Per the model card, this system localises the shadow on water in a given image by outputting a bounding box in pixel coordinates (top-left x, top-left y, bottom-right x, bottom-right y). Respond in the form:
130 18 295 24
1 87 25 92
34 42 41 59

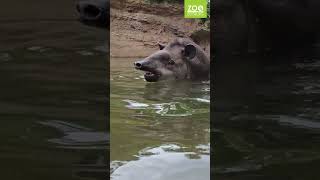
213 53 320 180
0 1 108 179
110 58 210 180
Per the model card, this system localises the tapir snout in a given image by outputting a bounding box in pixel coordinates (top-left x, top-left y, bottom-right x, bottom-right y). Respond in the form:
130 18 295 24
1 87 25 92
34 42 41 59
134 59 157 72
134 60 146 70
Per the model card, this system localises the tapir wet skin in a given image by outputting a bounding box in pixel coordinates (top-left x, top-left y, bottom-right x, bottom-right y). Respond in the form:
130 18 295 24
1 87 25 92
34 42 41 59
134 38 210 82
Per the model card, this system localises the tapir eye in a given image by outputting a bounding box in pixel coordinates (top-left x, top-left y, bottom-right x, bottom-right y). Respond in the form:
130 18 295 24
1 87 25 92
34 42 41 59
168 59 175 65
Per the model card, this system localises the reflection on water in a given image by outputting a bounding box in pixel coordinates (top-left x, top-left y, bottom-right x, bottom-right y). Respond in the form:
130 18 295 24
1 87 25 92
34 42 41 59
214 55 320 179
0 18 107 179
38 120 108 149
110 58 210 179
111 144 210 180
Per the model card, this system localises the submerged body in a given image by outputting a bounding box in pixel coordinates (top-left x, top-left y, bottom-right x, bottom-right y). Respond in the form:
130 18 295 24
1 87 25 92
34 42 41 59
134 38 210 82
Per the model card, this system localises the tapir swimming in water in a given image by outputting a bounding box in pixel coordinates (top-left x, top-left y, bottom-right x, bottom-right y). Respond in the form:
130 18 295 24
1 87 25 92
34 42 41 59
134 38 210 82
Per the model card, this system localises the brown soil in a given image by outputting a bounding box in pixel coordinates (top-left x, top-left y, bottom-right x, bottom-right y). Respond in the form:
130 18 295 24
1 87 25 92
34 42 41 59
110 0 209 58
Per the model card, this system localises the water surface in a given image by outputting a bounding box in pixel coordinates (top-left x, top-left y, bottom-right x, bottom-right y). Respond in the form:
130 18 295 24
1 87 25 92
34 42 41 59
110 58 210 180
214 55 320 180
0 7 108 179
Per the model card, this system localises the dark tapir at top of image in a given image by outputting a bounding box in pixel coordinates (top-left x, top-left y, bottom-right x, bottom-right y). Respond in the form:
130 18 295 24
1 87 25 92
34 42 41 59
214 0 320 55
77 0 109 28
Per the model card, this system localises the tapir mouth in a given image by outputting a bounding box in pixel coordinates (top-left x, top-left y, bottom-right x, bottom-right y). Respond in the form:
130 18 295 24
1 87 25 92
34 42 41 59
144 71 161 82
135 67 161 82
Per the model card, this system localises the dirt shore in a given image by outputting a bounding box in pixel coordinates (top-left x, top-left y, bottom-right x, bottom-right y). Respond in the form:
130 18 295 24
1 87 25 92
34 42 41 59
110 0 209 58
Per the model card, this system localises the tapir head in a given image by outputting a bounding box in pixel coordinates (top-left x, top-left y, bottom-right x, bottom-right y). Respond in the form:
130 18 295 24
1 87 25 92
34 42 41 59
134 38 200 82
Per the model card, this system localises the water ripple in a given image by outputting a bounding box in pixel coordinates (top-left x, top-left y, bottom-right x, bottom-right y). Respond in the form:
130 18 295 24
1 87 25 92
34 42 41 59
38 120 109 149
123 99 209 117
259 115 320 129
111 144 210 180
0 53 12 62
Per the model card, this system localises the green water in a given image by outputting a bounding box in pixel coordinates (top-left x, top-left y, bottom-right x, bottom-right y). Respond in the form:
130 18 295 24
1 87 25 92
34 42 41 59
213 56 320 180
110 58 210 180
0 8 108 179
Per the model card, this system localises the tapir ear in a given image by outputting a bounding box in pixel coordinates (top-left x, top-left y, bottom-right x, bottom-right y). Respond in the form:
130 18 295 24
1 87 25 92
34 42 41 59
184 44 197 59
157 42 166 50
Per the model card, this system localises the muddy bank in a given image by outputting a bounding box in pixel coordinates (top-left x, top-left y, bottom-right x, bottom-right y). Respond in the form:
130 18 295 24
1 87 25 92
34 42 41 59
110 0 209 58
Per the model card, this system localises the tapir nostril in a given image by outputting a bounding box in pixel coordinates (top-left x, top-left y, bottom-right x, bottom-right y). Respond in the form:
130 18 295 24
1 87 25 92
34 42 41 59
135 62 142 68
83 4 101 19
